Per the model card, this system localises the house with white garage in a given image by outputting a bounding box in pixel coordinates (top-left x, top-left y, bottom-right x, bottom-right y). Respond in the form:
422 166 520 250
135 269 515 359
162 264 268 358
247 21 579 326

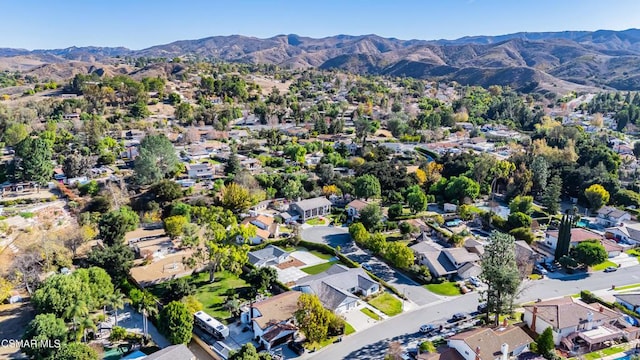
605 221 640 245
292 264 379 313
544 228 604 250
410 241 481 280
345 199 370 219
241 214 278 244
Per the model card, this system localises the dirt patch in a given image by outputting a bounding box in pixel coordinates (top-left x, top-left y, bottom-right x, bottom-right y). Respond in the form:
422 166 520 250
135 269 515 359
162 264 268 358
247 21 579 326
275 257 305 270
249 75 291 94
0 302 35 359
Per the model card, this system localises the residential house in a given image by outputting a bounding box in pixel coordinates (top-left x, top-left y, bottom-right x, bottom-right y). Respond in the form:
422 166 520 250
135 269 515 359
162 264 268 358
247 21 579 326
240 291 301 350
602 239 624 258
596 206 631 228
240 157 262 173
248 245 289 267
241 215 279 244
291 197 332 221
523 297 624 350
144 344 196 360
411 241 480 279
605 222 640 245
346 199 370 219
448 326 533 360
185 163 214 180
229 129 249 141
614 293 640 314
292 264 379 313
120 146 139 160
544 228 604 250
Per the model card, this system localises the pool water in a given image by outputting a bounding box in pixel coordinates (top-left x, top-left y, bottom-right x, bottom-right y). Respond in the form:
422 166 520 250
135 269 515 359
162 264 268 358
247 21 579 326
577 219 589 227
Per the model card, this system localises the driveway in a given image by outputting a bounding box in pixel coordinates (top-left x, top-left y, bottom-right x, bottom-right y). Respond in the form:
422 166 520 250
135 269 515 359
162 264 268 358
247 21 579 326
302 226 439 306
610 253 639 268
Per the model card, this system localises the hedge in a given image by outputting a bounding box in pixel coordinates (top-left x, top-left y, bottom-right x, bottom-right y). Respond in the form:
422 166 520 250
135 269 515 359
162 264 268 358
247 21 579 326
580 290 640 320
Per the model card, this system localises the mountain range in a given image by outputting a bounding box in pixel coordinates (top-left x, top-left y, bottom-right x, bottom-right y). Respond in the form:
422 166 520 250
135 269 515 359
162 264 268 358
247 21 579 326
5 29 640 91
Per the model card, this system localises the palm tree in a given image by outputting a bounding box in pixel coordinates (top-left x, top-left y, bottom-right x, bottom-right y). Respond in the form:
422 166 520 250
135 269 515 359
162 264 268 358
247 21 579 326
64 301 89 333
137 291 158 338
78 316 97 343
106 291 126 327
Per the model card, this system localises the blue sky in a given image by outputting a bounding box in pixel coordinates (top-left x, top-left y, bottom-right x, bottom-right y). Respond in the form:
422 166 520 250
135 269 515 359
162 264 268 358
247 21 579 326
3 0 640 50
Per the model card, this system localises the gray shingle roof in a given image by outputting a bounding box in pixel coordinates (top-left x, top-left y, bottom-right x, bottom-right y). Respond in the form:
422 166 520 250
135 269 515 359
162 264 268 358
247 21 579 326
614 293 640 307
145 344 196 360
248 245 288 266
293 197 332 211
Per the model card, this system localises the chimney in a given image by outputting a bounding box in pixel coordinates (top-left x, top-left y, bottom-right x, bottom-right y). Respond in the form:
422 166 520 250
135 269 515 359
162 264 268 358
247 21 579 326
501 343 509 360
503 318 509 327
599 306 604 313
531 306 538 331
475 346 481 360
586 311 594 330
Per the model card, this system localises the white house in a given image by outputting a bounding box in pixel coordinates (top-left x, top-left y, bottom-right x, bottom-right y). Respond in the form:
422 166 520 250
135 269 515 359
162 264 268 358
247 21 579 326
292 264 379 313
186 163 214 180
544 228 603 250
346 199 369 219
523 297 622 347
410 241 480 279
240 291 301 350
242 215 278 244
448 326 533 360
290 197 332 221
596 206 631 228
605 221 640 245
614 293 640 314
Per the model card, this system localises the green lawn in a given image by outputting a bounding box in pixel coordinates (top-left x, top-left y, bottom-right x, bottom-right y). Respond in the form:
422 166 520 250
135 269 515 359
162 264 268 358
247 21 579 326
626 249 640 263
368 293 403 316
309 250 334 260
305 322 355 350
149 271 250 323
305 218 326 226
616 283 640 291
301 261 338 275
360 308 381 321
583 346 626 360
425 281 462 296
592 260 617 271
344 322 355 335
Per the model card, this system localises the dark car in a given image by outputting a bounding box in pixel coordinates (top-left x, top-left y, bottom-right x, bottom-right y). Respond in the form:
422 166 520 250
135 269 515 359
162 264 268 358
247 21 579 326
451 312 469 322
477 303 488 313
420 324 436 333
288 341 305 355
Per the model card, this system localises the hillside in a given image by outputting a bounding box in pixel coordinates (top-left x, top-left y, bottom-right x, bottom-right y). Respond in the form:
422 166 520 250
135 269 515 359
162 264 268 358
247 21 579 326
4 29 640 91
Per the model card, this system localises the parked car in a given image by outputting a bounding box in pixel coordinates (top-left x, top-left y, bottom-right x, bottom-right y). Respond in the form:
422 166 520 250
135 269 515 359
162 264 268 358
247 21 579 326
604 266 618 273
469 276 482 287
451 312 469 322
477 303 488 313
543 262 556 272
288 341 305 355
362 263 373 271
420 324 436 333
533 265 547 275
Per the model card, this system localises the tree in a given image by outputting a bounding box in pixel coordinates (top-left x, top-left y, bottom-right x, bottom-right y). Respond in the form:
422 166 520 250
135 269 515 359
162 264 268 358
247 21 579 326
221 182 253 214
15 137 53 185
98 207 140 246
72 267 115 310
282 178 303 200
354 174 381 200
360 204 383 231
507 212 532 230
4 123 29 146
385 341 404 360
175 102 194 122
536 327 555 359
530 156 549 197
354 117 379 146
226 149 242 176
247 267 278 292
55 342 99 360
366 233 388 254
0 277 13 303
229 343 272 360
134 134 180 185
106 291 126 327
407 186 428 213
349 222 370 244
634 142 640 159
158 301 193 344
509 195 533 215
573 241 607 267
295 293 332 344
32 274 91 318
181 295 203 314
63 153 93 178
315 163 335 185
585 184 610 212
445 176 480 203
388 204 403 220
541 176 562 214
164 215 188 239
22 314 67 359
64 300 89 334
151 180 183 204
87 244 134 284
385 241 415 269
554 214 573 260
165 278 196 302
480 232 521 326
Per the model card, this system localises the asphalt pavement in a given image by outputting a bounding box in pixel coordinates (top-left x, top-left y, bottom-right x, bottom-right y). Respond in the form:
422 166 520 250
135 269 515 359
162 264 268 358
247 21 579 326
308 264 640 360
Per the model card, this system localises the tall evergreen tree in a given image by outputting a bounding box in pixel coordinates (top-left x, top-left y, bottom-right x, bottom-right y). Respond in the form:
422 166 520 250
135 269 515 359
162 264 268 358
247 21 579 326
554 214 573 260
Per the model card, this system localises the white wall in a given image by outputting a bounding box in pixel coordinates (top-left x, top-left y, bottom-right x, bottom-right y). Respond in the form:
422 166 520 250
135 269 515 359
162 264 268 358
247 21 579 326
447 339 474 360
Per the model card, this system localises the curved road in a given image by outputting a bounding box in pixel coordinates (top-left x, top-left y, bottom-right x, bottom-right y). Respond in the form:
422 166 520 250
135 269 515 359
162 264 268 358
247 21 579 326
307 265 640 360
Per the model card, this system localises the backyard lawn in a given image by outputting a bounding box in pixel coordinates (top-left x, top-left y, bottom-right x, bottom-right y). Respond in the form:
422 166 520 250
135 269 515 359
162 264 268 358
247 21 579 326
301 261 338 275
425 281 462 296
592 260 617 271
149 271 250 323
305 322 356 350
582 346 626 360
360 308 381 321
305 217 326 226
368 293 402 316
309 249 334 260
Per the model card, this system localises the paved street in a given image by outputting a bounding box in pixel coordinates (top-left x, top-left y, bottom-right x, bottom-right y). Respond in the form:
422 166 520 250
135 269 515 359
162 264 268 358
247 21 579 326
308 265 640 360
